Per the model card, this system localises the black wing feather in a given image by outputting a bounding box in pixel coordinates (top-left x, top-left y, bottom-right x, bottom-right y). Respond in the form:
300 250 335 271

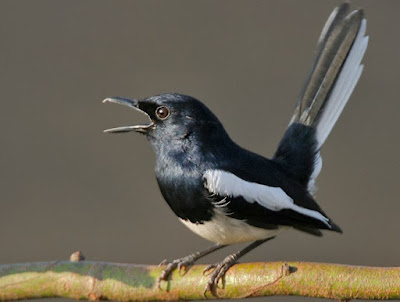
215 156 342 234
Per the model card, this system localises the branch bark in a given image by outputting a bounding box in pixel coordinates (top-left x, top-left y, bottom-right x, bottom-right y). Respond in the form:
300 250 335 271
1 260 399 301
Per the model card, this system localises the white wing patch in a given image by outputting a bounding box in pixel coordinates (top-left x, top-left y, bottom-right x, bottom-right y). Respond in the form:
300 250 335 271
204 169 331 227
316 19 369 149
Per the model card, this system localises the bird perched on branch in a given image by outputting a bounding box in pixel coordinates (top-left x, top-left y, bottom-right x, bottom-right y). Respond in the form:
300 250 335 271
103 3 368 295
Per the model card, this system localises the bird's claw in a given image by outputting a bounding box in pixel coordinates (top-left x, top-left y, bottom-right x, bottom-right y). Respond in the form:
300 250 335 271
177 262 190 276
203 257 237 297
157 256 196 289
202 263 216 276
159 259 168 267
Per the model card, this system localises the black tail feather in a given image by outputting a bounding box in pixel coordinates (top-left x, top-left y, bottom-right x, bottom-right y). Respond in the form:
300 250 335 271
290 4 363 129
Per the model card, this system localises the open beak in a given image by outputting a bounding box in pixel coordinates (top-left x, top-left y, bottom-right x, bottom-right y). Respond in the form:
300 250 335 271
102 97 154 134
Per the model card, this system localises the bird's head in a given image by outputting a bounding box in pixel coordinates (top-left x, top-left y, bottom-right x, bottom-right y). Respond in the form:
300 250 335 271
103 93 229 147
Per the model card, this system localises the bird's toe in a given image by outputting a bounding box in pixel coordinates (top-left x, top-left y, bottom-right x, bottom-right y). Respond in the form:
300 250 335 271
158 255 198 289
203 256 237 296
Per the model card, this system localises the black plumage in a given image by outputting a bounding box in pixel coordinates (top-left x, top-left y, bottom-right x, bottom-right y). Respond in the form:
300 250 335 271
103 3 368 295
106 94 340 231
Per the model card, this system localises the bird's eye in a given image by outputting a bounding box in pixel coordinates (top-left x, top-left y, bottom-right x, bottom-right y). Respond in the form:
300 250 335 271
155 106 170 120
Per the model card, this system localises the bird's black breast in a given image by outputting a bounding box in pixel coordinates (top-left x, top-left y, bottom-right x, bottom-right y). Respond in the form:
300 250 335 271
154 145 214 223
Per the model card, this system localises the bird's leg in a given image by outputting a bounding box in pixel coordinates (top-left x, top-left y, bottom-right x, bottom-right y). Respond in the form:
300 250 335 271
158 243 227 288
203 236 275 296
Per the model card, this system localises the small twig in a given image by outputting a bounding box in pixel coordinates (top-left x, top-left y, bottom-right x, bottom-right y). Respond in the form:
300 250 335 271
69 251 85 262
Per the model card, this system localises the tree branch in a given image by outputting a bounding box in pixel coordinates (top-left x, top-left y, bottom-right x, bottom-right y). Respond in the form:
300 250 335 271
1 260 399 301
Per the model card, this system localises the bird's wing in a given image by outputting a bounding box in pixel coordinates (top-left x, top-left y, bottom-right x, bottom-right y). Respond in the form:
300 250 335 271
203 169 340 233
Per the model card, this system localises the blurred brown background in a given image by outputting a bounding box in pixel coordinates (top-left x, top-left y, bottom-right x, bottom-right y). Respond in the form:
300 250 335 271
1 1 399 301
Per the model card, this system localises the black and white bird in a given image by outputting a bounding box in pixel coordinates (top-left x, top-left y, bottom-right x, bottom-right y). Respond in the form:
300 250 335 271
103 3 368 295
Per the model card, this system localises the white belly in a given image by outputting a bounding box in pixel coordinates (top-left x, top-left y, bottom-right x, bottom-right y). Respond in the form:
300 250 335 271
180 211 285 244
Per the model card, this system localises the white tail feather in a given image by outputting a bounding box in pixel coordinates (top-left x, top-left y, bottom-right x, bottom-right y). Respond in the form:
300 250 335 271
316 19 368 149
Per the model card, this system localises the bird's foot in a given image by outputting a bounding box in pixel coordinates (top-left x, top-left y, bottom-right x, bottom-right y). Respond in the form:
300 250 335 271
157 254 198 289
203 254 237 297
157 244 227 291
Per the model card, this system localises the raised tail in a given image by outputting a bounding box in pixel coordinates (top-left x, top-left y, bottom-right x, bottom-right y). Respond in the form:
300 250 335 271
274 4 368 192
